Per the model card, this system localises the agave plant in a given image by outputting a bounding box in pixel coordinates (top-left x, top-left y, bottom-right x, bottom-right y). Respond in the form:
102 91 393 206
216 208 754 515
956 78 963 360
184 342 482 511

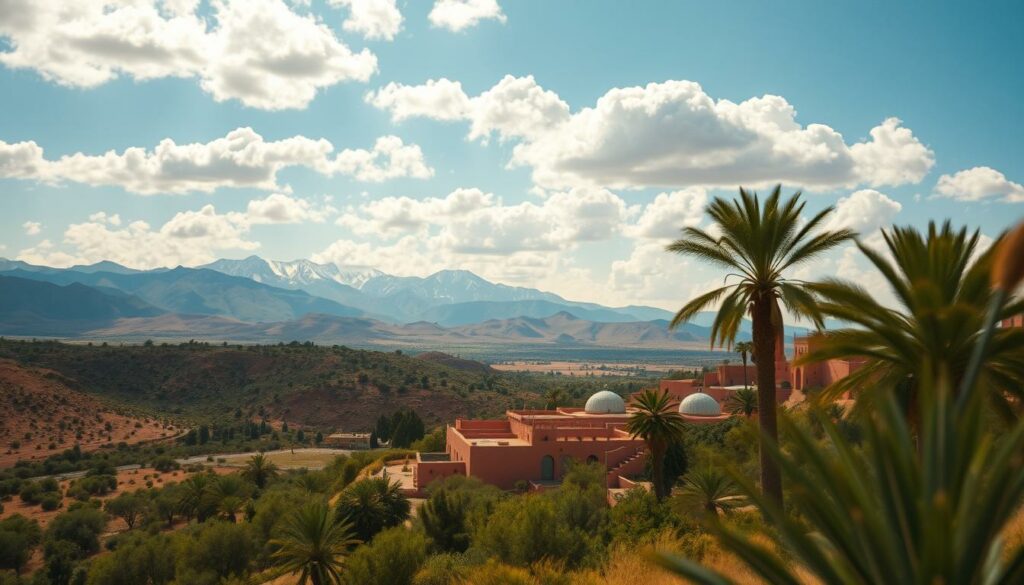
658 223 1024 585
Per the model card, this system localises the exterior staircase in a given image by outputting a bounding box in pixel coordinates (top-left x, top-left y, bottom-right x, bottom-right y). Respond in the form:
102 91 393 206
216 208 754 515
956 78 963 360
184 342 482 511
606 446 646 488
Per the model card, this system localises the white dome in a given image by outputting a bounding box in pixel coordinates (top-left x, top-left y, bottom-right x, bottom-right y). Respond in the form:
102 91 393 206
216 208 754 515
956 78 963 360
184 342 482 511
679 393 721 417
584 390 626 414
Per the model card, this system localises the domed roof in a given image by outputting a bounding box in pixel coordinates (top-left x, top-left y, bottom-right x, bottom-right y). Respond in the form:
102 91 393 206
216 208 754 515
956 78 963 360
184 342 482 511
584 390 626 414
679 392 721 417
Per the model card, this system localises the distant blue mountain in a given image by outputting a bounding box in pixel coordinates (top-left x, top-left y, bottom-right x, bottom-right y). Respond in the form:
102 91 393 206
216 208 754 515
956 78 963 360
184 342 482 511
0 266 365 323
0 275 163 335
0 256 809 343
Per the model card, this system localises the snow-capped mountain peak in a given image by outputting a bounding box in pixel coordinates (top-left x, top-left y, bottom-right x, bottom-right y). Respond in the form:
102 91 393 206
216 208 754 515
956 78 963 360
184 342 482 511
203 256 382 290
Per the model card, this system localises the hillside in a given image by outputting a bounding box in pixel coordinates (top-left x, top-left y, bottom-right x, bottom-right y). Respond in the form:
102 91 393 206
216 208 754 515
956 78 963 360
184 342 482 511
0 359 175 467
415 351 497 374
0 339 538 432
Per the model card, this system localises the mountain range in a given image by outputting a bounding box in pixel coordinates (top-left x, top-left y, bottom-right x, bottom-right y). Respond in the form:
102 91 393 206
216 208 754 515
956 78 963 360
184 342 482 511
0 256 808 349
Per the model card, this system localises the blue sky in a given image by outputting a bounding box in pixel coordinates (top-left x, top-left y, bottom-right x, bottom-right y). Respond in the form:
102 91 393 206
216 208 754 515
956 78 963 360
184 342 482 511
1 0 1022 309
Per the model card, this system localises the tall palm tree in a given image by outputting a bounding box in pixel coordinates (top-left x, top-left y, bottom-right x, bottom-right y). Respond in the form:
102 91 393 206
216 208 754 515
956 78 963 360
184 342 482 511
269 501 360 585
800 221 1024 420
626 388 687 500
726 387 758 417
735 341 754 390
678 468 744 515
666 185 854 505
242 453 280 489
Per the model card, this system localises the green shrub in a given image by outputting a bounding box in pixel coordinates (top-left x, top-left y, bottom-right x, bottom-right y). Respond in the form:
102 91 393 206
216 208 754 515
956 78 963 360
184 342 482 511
0 515 42 574
151 456 178 473
39 493 62 512
17 483 41 505
343 527 428 585
412 552 473 585
45 505 107 557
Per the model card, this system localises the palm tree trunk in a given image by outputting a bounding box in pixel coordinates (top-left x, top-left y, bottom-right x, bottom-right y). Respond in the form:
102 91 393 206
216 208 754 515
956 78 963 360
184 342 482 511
752 294 783 508
651 442 667 500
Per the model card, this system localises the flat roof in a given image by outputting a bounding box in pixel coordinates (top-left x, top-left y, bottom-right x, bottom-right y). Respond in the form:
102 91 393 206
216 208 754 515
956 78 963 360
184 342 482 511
468 437 530 447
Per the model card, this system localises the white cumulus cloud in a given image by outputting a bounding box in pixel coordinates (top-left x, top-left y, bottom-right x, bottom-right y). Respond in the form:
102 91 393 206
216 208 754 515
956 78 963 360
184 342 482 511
18 205 258 269
14 193 338 269
627 188 708 239
245 193 334 224
0 128 432 195
330 0 403 41
332 136 434 182
366 78 472 122
823 189 902 235
934 166 1024 203
0 0 377 110
22 221 42 236
428 0 506 32
337 187 494 235
367 77 936 191
336 187 629 254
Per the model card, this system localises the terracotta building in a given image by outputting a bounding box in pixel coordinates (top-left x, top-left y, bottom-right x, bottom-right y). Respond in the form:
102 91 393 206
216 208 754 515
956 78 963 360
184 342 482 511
657 332 866 406
790 335 867 392
414 391 643 492
415 332 865 493
413 389 729 493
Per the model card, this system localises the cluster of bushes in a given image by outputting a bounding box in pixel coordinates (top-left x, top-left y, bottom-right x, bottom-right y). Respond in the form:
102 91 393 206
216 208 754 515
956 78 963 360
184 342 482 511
18 478 62 511
0 503 107 584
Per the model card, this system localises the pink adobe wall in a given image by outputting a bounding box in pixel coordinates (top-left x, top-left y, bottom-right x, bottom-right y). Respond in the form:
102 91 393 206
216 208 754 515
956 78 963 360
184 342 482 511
1002 315 1024 328
704 371 721 386
461 442 645 490
708 365 757 386
414 459 466 489
790 334 868 393
657 380 790 404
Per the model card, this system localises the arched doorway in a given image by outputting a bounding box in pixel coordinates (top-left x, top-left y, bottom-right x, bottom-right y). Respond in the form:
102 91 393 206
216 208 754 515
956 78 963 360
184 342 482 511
540 455 554 480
